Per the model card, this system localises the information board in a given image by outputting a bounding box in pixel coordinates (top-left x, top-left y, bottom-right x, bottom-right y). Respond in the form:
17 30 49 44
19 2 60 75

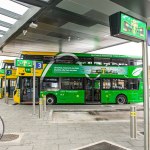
15 59 33 68
109 12 147 42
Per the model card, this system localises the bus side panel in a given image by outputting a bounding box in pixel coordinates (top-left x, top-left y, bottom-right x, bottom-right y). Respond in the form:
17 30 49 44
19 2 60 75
101 90 143 104
43 90 85 104
13 89 20 103
57 90 85 104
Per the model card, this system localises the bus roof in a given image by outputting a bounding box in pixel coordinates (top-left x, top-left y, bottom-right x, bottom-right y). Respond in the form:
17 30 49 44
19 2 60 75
20 51 141 59
74 53 142 59
2 60 14 63
21 51 57 56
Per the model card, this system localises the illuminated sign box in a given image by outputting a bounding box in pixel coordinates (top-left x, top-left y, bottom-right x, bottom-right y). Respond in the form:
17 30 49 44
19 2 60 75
15 59 33 68
109 12 147 42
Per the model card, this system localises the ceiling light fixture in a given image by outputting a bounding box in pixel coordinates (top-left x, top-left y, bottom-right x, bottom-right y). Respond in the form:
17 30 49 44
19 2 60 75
23 30 27 36
29 22 38 29
68 36 71 42
0 14 17 24
0 0 29 15
0 26 9 32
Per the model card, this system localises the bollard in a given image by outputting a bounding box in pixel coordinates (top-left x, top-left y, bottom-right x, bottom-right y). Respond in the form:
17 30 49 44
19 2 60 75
43 95 46 113
5 92 9 104
130 106 137 139
39 98 43 119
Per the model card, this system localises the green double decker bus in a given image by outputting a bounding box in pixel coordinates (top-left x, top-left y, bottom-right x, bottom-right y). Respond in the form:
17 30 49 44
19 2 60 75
39 52 143 105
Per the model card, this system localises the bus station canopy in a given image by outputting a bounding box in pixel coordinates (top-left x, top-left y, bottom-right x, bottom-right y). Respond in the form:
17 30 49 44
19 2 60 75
0 0 149 57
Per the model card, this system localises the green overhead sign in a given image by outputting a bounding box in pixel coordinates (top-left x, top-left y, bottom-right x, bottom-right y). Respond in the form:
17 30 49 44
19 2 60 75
15 59 33 68
0 69 4 74
120 13 146 41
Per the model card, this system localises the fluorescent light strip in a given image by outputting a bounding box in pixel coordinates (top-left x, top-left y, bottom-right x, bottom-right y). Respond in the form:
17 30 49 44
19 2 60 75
0 0 29 15
0 26 9 31
0 14 17 24
0 34 3 37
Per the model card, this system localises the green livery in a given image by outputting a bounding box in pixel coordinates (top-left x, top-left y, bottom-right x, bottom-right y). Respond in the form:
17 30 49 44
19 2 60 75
40 52 143 105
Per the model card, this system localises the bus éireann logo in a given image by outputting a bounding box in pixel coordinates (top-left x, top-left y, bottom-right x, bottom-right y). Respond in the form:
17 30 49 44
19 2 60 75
132 68 142 76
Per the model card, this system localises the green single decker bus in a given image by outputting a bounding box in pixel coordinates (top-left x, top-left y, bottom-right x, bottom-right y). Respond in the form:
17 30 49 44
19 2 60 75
40 52 143 105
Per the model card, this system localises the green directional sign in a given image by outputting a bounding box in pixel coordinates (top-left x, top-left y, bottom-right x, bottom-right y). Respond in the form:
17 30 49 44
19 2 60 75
15 59 33 68
25 68 31 73
0 69 4 74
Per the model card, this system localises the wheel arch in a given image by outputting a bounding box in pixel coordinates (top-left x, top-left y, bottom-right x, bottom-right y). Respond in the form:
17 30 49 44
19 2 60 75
46 93 57 104
116 94 128 104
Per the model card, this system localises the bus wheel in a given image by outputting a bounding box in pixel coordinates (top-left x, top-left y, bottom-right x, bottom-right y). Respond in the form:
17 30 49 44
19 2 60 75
116 95 127 104
46 96 56 105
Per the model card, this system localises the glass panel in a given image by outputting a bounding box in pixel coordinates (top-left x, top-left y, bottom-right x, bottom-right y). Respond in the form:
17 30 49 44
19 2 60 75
42 78 59 90
129 79 139 90
0 0 29 15
112 79 128 89
102 79 111 89
79 57 93 65
0 26 9 31
94 58 102 65
102 58 110 66
111 58 128 66
55 56 76 64
61 78 83 90
0 14 17 24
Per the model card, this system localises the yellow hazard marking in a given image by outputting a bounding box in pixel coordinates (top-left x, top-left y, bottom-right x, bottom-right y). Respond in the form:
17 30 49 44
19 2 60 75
130 112 137 116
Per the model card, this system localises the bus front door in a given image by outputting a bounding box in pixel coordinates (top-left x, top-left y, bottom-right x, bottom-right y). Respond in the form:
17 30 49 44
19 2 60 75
85 79 101 103
21 77 39 103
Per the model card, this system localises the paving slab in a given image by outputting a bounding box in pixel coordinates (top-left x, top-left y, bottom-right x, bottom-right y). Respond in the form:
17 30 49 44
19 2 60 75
0 99 146 150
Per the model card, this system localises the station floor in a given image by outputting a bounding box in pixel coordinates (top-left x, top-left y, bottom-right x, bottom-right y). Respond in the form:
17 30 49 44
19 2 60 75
0 99 145 150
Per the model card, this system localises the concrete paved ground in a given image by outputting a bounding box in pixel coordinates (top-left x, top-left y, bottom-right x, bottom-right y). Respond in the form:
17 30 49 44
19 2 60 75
0 99 144 150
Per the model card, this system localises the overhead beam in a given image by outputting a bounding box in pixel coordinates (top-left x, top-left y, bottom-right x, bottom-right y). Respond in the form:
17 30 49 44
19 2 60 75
14 0 49 8
0 8 21 20
0 6 41 48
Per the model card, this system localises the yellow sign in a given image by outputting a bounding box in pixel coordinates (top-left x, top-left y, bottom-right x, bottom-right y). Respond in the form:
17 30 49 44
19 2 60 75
130 112 137 116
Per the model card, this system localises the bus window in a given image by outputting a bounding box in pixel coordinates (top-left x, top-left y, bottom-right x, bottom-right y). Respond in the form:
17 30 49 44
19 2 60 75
128 79 139 90
55 56 76 64
102 79 111 89
61 78 83 90
102 58 110 66
129 59 134 66
112 79 128 89
134 59 142 66
111 58 128 66
94 58 102 65
42 78 59 90
79 57 93 65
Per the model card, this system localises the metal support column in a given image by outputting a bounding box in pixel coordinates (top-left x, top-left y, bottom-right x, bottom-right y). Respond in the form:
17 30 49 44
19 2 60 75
33 61 36 115
4 68 7 103
142 41 149 150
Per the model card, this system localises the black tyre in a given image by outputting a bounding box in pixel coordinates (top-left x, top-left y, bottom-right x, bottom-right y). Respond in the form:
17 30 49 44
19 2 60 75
46 95 56 105
116 95 127 104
